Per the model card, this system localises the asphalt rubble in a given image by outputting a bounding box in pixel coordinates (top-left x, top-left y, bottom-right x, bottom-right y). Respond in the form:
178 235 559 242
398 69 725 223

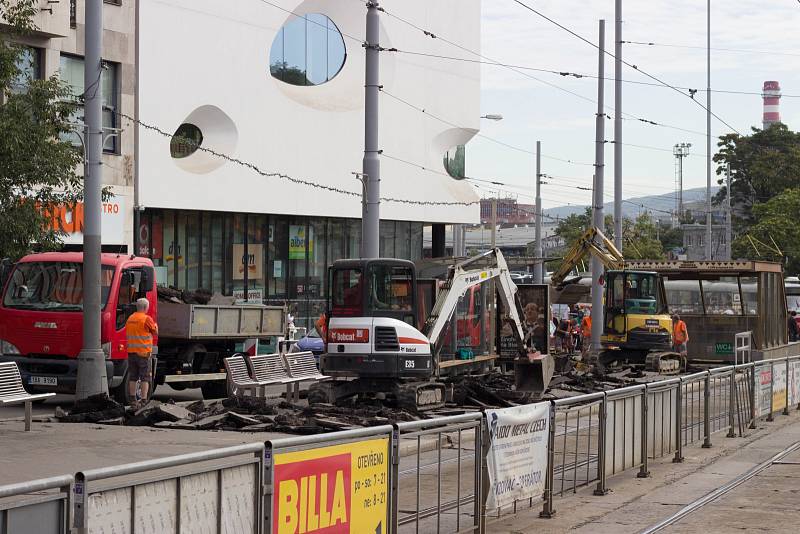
49 363 692 434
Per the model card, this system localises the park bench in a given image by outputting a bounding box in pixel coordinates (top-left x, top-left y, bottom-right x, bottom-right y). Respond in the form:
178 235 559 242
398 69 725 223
283 351 330 402
246 353 300 398
0 362 55 431
223 355 270 398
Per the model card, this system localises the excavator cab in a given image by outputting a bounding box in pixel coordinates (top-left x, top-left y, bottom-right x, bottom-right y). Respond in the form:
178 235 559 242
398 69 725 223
602 270 672 353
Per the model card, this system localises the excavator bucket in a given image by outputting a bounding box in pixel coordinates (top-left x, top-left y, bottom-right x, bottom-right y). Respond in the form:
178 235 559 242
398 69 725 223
514 353 555 397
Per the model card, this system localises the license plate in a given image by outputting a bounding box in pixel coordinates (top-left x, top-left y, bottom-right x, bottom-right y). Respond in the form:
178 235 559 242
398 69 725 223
29 376 57 386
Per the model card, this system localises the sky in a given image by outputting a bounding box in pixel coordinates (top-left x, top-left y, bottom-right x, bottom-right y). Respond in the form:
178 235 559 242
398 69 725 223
468 0 800 213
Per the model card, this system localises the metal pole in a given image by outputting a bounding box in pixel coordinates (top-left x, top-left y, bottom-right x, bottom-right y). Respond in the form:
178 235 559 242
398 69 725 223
591 20 606 357
361 1 380 258
727 368 736 438
638 386 650 478
725 163 732 260
705 0 713 260
534 141 543 284
75 0 108 400
673 380 684 463
678 154 684 218
613 0 623 252
702 372 712 448
490 198 497 355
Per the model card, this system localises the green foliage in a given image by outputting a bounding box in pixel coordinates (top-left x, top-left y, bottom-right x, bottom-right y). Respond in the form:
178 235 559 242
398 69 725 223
733 188 800 273
0 0 82 259
658 224 684 253
622 213 665 260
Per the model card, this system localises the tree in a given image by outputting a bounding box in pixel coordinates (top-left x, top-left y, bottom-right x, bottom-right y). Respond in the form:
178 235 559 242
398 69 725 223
622 213 665 260
0 0 83 260
657 224 684 255
732 188 800 274
714 124 800 228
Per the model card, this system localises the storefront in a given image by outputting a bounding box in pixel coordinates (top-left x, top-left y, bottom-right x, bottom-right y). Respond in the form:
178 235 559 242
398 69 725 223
137 209 423 330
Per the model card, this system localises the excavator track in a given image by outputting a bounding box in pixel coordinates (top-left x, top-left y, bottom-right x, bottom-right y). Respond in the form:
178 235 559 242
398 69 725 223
645 351 684 374
394 381 446 412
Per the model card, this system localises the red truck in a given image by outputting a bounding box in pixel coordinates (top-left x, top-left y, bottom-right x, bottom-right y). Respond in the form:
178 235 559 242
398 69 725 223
0 252 285 402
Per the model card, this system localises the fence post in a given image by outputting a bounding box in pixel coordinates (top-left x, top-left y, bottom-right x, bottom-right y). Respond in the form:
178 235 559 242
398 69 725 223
727 367 736 438
539 402 557 518
475 415 487 534
784 358 790 416
674 378 684 463
767 360 775 422
594 392 610 495
263 443 274 534
749 363 758 429
390 426 400 533
638 386 650 478
702 371 712 448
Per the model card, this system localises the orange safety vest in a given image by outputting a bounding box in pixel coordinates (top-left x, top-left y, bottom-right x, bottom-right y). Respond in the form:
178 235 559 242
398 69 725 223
673 320 689 344
126 311 157 355
581 316 592 337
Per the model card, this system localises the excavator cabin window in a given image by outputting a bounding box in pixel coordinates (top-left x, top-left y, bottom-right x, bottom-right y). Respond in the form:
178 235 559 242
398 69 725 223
368 265 414 313
606 271 665 316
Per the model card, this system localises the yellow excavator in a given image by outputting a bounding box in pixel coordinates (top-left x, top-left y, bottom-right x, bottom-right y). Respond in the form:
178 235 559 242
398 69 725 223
551 227 680 373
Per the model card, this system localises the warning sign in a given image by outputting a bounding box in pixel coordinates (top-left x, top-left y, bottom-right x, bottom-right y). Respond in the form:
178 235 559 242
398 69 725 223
272 438 389 534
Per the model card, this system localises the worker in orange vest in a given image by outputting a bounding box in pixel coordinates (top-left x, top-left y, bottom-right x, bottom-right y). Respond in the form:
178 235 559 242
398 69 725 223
672 314 689 356
580 311 592 358
126 298 159 408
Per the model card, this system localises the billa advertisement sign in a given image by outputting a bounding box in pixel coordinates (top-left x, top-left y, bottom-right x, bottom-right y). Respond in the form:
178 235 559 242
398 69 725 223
272 437 389 534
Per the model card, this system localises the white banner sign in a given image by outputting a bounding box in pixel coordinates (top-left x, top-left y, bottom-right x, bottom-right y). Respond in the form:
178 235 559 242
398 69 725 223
485 402 550 510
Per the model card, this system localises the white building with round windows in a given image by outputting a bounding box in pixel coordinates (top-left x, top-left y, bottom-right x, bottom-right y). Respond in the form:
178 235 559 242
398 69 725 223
134 0 481 329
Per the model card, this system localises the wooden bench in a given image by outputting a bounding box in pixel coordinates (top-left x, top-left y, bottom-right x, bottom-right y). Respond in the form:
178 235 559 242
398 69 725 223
223 355 270 398
0 362 55 431
246 353 299 398
283 352 330 402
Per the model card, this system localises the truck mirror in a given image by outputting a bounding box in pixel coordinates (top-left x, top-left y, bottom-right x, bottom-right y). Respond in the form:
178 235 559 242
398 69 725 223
140 268 153 293
14 285 28 299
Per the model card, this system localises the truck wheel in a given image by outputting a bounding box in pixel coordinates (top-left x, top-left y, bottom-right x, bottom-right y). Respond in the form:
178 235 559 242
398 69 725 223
200 380 228 400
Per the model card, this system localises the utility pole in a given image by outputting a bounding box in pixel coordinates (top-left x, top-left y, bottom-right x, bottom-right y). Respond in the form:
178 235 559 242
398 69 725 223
534 141 543 284
673 143 691 222
361 1 380 258
725 163 732 260
490 197 497 355
613 0 623 252
591 20 606 357
75 0 108 400
705 0 713 260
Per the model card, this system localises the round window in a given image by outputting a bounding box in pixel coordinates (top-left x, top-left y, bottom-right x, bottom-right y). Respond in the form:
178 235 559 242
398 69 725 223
170 123 203 159
270 14 346 86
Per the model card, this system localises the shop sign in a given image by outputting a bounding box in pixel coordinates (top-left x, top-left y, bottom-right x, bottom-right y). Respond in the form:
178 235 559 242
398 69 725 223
49 198 126 245
272 437 389 534
233 244 263 280
289 225 313 260
714 342 734 355
485 402 549 510
233 288 263 304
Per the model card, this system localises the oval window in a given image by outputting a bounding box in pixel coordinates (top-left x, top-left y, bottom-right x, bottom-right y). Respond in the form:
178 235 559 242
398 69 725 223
443 145 466 180
170 123 203 159
270 14 346 86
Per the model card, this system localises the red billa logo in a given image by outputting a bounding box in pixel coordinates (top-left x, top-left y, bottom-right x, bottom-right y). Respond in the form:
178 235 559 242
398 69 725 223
274 453 352 533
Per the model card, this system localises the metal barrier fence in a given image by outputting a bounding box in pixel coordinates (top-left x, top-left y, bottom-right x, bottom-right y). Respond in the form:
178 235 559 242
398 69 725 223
3 354 800 533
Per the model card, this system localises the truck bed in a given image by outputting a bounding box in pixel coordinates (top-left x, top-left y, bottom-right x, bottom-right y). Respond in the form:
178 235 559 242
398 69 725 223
157 303 285 340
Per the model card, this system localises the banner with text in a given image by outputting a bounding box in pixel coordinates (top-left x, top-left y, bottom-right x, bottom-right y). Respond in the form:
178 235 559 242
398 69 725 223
485 402 550 510
272 437 389 534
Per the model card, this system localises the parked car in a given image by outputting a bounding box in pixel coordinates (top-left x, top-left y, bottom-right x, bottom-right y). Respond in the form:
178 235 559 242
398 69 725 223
289 328 325 356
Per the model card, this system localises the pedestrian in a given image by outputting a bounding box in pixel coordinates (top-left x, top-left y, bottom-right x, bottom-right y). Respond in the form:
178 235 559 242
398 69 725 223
581 310 592 358
788 311 799 342
125 298 158 408
672 314 689 356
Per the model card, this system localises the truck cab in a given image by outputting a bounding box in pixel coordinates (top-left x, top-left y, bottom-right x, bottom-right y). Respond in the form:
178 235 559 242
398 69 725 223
0 252 156 399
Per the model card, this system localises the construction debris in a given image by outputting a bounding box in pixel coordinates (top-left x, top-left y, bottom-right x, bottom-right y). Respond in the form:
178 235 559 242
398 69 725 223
156 286 213 305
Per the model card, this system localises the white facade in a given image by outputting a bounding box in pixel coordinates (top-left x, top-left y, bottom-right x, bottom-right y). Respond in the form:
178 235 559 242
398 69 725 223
137 0 481 225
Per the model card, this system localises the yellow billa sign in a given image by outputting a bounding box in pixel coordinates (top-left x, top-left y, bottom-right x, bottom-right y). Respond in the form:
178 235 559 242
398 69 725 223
272 437 389 534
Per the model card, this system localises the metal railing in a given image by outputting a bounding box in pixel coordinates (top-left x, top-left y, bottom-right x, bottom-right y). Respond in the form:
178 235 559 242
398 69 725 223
2 353 800 533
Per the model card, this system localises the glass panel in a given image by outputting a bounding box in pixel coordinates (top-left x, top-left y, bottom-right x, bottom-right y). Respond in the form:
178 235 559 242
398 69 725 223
170 123 203 158
395 221 410 260
701 277 741 315
174 212 187 290
368 264 413 312
380 221 395 258
740 276 757 315
270 13 346 86
229 214 246 297
200 213 211 290
623 272 659 315
101 63 117 152
347 220 361 258
269 217 288 298
11 46 40 93
248 214 268 302
163 213 176 287
279 15 307 85
443 145 466 179
327 17 346 80
664 278 703 315
211 213 223 294
327 219 345 265
331 268 363 316
3 262 115 311
409 223 423 261
185 212 199 290
308 218 326 299
306 13 328 85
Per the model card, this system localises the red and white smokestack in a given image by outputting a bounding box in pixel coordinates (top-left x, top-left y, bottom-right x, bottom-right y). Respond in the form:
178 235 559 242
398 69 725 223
762 81 781 128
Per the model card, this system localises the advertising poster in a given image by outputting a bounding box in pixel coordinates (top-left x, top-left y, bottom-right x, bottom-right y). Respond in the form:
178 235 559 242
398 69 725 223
232 243 264 280
497 284 550 358
289 225 313 260
272 437 389 534
485 402 550 510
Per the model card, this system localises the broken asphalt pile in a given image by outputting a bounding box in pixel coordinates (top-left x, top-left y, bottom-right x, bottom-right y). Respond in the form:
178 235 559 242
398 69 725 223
54 393 422 435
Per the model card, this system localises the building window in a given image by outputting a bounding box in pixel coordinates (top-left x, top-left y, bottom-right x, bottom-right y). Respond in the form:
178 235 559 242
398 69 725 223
443 145 466 180
270 13 346 86
10 46 41 94
59 54 120 153
170 123 203 158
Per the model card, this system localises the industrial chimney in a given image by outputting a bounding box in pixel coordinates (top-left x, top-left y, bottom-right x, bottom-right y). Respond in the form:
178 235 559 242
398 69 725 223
762 81 782 129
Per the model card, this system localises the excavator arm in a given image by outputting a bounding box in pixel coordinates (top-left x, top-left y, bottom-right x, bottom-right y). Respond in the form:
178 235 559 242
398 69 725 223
424 248 525 349
550 227 624 288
